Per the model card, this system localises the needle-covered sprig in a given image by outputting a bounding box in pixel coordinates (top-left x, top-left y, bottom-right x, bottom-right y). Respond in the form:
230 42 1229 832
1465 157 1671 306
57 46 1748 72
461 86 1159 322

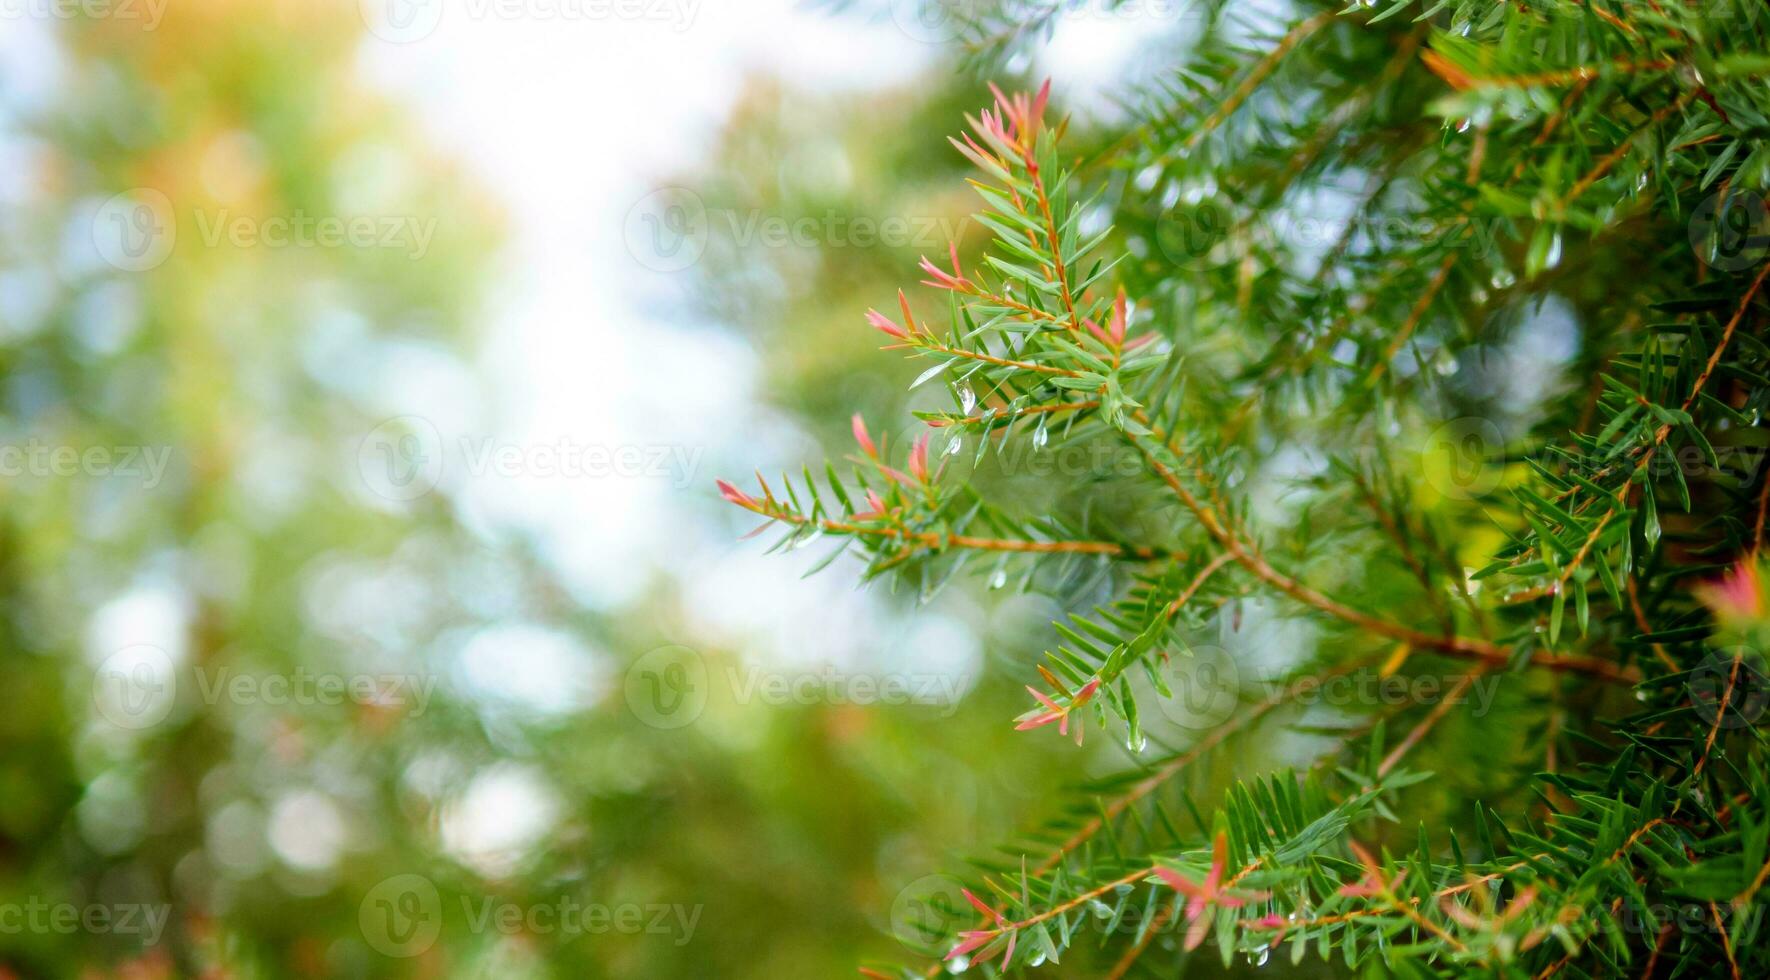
732 3 1770 976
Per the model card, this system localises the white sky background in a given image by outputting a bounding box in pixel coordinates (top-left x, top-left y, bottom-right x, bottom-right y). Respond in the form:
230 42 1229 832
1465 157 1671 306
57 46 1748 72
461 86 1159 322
357 2 939 611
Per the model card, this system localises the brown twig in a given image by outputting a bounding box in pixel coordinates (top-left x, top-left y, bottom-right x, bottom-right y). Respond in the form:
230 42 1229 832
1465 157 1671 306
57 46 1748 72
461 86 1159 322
1694 650 1743 777
1378 672 1480 777
1127 425 1639 683
1164 552 1236 620
1104 896 1178 980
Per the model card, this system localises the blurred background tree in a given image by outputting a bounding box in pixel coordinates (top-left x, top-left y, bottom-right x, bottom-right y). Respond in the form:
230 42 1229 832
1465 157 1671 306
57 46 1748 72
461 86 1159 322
0 3 1122 977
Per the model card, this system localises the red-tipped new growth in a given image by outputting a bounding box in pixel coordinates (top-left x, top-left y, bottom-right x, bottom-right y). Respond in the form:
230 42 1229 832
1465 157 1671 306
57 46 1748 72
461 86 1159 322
945 930 991 961
947 890 1016 966
855 425 934 490
715 479 760 511
865 308 908 340
1085 287 1149 352
947 131 1003 172
907 432 931 483
977 78 1052 156
1336 841 1404 898
865 290 921 342
852 489 889 522
918 244 971 292
945 929 1004 964
851 413 878 459
1442 885 1538 932
1699 558 1764 623
1155 832 1272 951
960 888 1005 926
1013 677 1101 743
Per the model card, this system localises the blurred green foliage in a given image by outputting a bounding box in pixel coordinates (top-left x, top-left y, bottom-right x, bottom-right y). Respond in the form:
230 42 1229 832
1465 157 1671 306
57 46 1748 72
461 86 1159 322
0 6 1123 978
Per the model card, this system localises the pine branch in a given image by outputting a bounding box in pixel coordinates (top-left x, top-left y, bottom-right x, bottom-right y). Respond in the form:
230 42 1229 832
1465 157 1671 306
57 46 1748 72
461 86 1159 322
726 5 1770 975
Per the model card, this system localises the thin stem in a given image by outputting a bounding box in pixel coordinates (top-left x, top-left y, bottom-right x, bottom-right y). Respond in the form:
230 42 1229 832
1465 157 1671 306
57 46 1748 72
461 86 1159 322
1104 896 1178 980
741 506 1164 560
1180 12 1335 158
1377 672 1480 777
1559 92 1694 209
1711 901 1742 980
1694 650 1743 777
1126 425 1638 683
1734 851 1770 907
1027 157 1078 327
1164 552 1236 620
909 338 1080 377
931 399 1098 429
1383 883 1468 953
1521 259 1770 601
1034 657 1378 876
1754 462 1770 553
1626 573 1682 673
1368 253 1456 386
1424 54 1674 92
1639 921 1675 980
1010 866 1152 932
949 277 1071 330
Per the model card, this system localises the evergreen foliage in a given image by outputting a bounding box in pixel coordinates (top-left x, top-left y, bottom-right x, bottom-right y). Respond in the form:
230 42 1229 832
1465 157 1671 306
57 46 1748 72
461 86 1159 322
723 2 1770 975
